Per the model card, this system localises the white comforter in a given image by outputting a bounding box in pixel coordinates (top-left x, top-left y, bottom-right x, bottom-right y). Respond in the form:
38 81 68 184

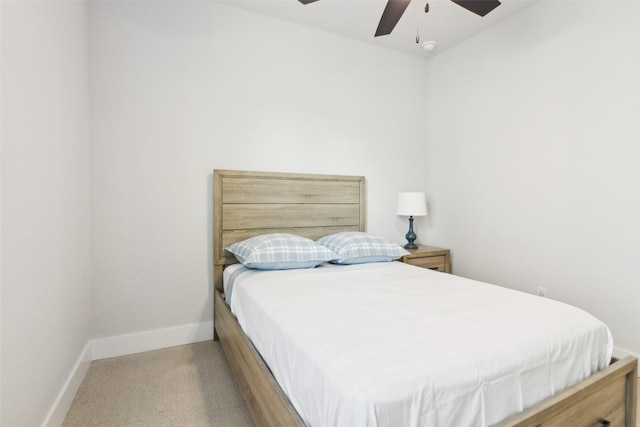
227 262 612 427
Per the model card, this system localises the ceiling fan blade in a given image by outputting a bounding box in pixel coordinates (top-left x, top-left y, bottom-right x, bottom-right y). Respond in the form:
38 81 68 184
298 0 320 4
450 0 501 17
375 0 411 37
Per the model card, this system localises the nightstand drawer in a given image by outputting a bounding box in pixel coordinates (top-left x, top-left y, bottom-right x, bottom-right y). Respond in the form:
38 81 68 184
400 245 451 273
405 255 447 271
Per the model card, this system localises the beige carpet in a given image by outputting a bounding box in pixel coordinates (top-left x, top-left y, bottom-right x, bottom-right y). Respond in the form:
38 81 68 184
63 341 254 427
64 341 640 426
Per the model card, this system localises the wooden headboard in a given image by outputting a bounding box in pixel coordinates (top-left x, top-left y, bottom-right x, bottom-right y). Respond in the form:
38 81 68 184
213 169 366 292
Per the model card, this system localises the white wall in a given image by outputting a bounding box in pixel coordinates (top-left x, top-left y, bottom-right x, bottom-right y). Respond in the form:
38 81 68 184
88 1 430 340
0 1 92 426
424 0 640 354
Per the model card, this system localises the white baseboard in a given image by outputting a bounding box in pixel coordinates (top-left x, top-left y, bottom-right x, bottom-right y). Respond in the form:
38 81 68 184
42 342 92 427
43 320 214 427
613 346 640 360
613 346 640 377
91 320 214 360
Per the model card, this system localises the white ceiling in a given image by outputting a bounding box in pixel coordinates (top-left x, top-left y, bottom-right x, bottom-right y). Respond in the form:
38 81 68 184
219 0 539 58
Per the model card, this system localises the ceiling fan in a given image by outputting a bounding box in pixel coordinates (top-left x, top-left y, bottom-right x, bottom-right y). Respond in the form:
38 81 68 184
297 0 502 37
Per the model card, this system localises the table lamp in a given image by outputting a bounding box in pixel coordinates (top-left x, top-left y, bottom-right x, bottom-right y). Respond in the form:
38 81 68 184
396 192 427 249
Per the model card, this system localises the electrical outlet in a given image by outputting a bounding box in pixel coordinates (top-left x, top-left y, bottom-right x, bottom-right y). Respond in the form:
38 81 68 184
537 287 547 297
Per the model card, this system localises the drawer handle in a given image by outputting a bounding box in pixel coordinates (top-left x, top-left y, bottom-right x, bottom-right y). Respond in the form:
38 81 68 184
591 420 610 427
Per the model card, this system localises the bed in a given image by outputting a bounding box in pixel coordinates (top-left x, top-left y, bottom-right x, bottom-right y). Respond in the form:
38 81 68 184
212 169 637 427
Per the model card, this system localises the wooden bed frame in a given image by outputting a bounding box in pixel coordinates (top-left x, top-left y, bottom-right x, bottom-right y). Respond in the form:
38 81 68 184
212 169 637 427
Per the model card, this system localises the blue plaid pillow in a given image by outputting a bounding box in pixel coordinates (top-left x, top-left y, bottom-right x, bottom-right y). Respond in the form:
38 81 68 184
225 233 339 270
317 232 409 265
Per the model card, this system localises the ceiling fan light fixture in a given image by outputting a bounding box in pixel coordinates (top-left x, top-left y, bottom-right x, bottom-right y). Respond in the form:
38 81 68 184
422 41 437 52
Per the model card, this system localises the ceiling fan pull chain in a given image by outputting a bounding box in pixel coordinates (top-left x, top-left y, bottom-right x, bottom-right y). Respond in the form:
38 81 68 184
417 2 429 43
415 1 420 43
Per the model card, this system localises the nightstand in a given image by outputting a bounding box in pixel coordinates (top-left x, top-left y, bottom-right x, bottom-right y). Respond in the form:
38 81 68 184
401 245 451 273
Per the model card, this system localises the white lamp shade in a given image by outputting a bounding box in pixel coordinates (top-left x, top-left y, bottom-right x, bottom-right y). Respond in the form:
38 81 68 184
396 192 427 216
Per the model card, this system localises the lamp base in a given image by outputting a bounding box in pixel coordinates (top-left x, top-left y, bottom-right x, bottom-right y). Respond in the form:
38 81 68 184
404 216 418 250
